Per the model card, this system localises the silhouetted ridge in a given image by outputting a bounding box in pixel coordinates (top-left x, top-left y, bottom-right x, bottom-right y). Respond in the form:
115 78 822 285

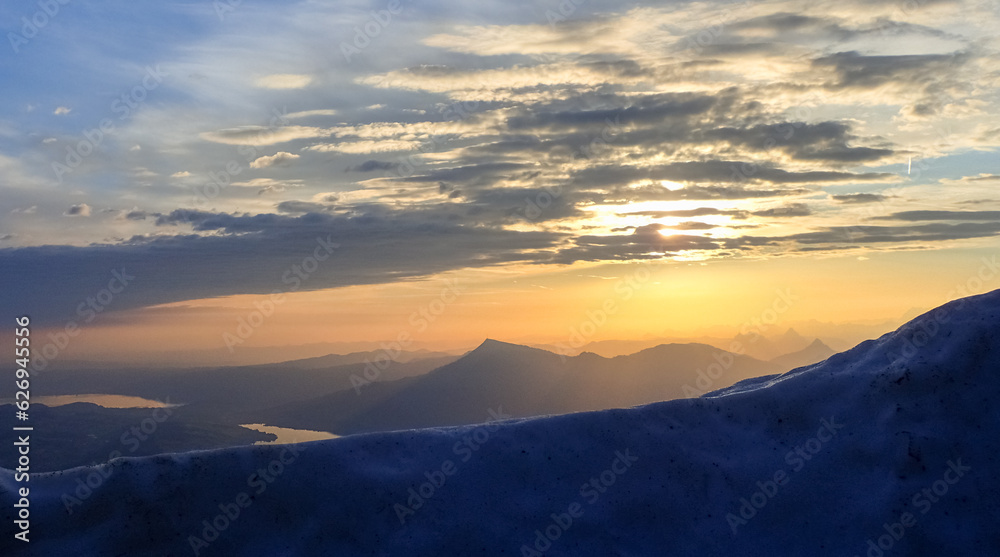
5 290 1000 555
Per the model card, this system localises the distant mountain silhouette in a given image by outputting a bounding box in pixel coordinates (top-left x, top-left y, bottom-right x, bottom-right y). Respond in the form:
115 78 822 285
563 328 831 361
259 339 781 434
272 349 458 370
770 338 836 371
31 351 457 423
733 327 811 360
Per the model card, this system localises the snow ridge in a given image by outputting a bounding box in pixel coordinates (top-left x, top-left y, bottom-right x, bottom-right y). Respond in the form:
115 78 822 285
2 291 1000 556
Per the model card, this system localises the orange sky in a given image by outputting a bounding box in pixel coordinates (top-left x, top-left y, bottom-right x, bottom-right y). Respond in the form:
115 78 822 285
31 246 998 366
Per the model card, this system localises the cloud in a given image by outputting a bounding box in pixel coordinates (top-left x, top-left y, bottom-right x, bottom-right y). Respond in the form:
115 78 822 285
832 193 889 204
254 74 313 89
784 222 1000 246
620 207 751 219
752 203 812 217
199 125 327 146
462 186 585 222
664 221 717 230
392 162 530 184
420 9 684 59
10 206 37 214
275 201 334 213
306 139 422 153
250 151 301 168
703 121 895 163
505 93 716 130
872 210 1000 221
573 161 896 188
53 106 71 115
64 204 91 217
359 63 630 97
731 12 842 34
607 184 813 204
554 224 721 263
813 50 969 90
171 171 191 178
124 209 160 221
286 109 338 119
955 174 1000 183
5 209 563 325
229 178 304 194
626 203 812 219
345 160 399 172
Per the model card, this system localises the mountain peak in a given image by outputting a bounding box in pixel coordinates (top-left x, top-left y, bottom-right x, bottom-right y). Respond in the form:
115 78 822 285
464 339 557 360
780 328 804 340
807 338 831 350
474 338 525 351
744 289 1000 393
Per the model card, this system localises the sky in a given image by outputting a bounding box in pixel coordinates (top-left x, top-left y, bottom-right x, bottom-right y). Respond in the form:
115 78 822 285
1 0 999 364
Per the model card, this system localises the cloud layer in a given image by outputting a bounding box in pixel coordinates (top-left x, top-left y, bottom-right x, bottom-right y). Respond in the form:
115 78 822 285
1 0 998 324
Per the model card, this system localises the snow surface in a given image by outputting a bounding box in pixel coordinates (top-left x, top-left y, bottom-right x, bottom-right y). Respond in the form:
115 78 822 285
3 291 1000 556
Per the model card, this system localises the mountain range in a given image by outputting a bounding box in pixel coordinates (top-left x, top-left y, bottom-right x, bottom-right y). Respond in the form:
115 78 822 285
15 334 833 471
3 290 998 555
258 340 784 434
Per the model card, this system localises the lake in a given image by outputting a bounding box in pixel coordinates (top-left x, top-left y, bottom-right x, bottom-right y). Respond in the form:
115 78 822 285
240 423 339 445
0 393 180 408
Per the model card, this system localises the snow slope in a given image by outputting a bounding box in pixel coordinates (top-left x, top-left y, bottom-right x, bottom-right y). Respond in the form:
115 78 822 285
3 291 1000 556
